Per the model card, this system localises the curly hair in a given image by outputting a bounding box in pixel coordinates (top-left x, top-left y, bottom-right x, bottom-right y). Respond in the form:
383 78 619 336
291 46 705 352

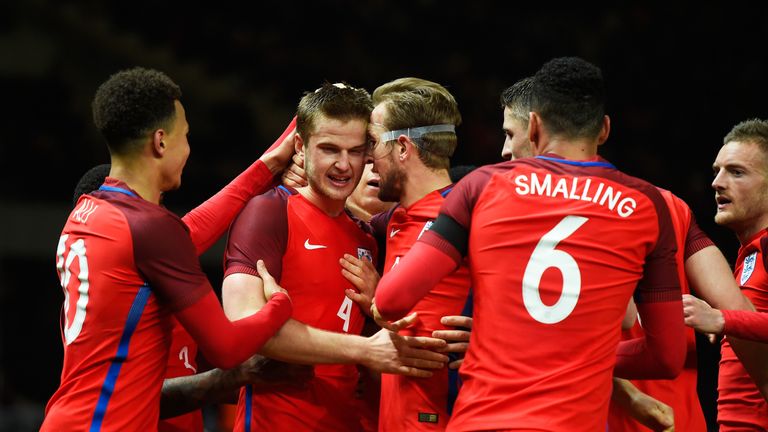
296 82 373 144
92 67 181 155
530 57 605 140
72 164 111 206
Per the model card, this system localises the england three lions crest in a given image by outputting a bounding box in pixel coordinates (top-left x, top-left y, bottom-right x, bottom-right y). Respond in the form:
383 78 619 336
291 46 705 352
741 252 758 286
357 248 373 262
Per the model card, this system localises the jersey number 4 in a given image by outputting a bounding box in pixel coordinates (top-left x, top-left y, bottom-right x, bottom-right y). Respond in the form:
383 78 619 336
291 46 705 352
56 234 89 345
522 215 588 324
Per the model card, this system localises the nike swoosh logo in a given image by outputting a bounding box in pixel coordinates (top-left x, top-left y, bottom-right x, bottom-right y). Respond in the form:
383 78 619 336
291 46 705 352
390 229 400 238
304 239 328 250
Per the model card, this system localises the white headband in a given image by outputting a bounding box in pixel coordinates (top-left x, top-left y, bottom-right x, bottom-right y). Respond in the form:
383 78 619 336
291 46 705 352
379 124 456 143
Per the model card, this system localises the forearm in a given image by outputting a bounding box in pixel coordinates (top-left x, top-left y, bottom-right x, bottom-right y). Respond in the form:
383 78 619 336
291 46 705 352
259 319 366 365
183 160 274 255
160 368 240 419
611 378 639 411
178 291 292 369
615 300 686 379
376 239 458 321
720 310 768 342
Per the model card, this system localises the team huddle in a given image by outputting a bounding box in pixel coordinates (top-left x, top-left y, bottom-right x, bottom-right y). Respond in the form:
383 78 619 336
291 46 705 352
43 56 768 431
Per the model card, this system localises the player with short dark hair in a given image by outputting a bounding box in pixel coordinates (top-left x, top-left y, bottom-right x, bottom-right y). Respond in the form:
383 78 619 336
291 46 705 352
372 57 687 431
222 82 449 432
43 67 296 432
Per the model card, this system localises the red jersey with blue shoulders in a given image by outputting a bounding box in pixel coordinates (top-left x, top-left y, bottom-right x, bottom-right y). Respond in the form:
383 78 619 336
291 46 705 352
718 228 768 430
224 185 377 432
158 319 202 432
370 185 472 431
607 189 710 432
158 157 276 432
375 155 682 432
44 179 213 432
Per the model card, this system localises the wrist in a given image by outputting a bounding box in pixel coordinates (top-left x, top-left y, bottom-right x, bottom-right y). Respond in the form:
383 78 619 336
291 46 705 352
259 153 283 175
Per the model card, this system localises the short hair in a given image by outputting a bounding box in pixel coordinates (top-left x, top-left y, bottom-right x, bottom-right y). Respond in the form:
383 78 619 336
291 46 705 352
372 78 462 169
500 76 534 124
92 67 181 155
371 77 447 104
72 163 111 206
296 82 373 145
530 57 605 139
723 118 768 149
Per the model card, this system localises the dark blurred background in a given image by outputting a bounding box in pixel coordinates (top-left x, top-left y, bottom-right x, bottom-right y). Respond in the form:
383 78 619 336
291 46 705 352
2 1 767 430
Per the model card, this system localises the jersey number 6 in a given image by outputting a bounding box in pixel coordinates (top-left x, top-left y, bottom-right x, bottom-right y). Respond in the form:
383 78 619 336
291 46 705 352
522 215 588 324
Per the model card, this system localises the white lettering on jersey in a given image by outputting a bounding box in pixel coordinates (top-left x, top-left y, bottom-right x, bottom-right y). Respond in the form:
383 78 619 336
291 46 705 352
179 346 197 373
337 296 353 332
514 173 637 218
522 215 588 324
72 198 99 224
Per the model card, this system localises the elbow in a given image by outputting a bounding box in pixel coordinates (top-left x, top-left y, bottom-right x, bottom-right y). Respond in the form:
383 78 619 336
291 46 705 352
652 347 686 380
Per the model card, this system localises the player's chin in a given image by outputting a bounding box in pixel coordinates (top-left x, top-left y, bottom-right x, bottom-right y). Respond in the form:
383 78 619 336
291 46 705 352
713 212 733 227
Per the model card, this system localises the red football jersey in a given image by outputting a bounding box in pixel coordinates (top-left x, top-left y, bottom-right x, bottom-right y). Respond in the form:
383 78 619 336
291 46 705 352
158 157 274 432
43 180 211 432
607 188 710 432
424 155 681 431
371 186 472 431
718 229 768 430
158 320 203 432
224 186 378 432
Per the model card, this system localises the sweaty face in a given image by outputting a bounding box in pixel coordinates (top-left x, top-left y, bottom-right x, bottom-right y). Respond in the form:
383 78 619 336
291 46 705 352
160 100 190 191
303 116 368 203
501 106 532 160
712 141 768 240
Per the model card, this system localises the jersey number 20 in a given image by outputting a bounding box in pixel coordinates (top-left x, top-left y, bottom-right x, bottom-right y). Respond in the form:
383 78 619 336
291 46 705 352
522 216 588 324
56 234 89 345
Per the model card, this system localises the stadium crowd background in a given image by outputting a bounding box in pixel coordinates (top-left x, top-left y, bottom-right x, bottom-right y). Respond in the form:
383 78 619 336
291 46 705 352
1 2 767 430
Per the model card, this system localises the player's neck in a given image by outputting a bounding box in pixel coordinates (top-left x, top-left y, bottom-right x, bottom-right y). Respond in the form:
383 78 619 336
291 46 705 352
400 165 451 208
297 185 347 217
109 156 163 204
541 137 599 161
734 220 768 245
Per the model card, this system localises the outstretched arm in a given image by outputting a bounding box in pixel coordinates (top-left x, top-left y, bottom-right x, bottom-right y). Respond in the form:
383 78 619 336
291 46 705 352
374 237 460 322
684 245 768 402
175 261 292 370
223 271 449 377
183 118 297 255
160 354 312 419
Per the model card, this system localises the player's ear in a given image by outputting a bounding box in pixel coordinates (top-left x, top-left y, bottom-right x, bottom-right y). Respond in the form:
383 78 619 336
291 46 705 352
597 115 611 146
528 112 542 152
152 129 165 156
294 134 305 157
397 135 411 161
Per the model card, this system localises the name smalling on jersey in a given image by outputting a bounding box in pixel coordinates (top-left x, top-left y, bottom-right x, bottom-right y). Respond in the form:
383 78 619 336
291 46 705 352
514 173 637 218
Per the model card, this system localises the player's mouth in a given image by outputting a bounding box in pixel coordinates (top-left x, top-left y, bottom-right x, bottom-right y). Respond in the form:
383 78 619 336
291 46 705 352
367 178 380 190
328 174 352 187
716 195 732 210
